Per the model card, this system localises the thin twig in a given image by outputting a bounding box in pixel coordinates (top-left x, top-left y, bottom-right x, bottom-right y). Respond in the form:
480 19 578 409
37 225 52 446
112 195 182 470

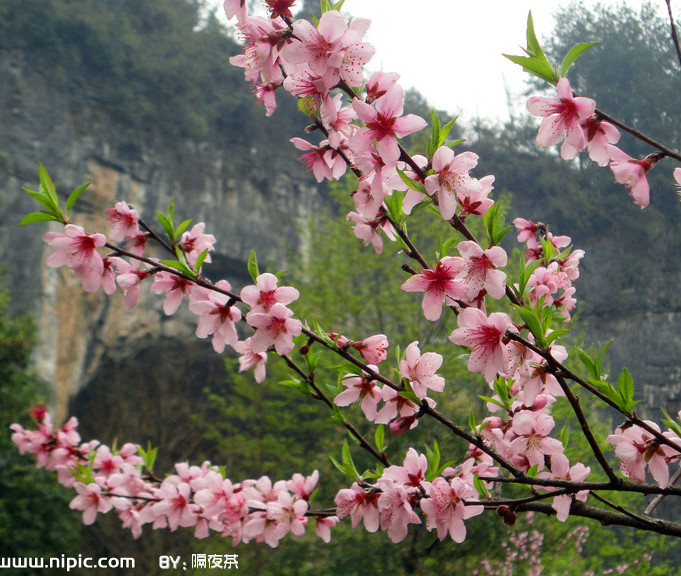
554 373 620 483
665 0 681 70
645 465 681 515
280 354 391 468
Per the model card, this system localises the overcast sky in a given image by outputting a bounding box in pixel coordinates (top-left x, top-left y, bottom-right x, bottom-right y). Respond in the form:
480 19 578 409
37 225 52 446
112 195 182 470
354 0 669 122
217 0 675 123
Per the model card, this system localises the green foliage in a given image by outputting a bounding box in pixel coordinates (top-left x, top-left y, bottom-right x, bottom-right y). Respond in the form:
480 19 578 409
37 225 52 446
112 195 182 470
0 288 82 570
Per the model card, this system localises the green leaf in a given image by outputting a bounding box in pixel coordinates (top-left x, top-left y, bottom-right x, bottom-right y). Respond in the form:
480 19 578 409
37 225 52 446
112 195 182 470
159 258 197 279
396 168 427 195
66 182 90 215
560 42 599 77
514 304 543 341
22 186 57 213
587 377 621 406
138 442 158 473
374 425 385 452
445 138 466 148
425 440 441 482
341 439 361 479
332 0 346 11
38 163 59 207
194 249 209 274
662 409 681 440
474 474 491 499
478 395 506 410
247 249 260 282
19 211 61 226
383 190 406 225
426 109 441 159
617 368 637 413
575 347 597 379
503 12 559 85
175 218 192 238
279 378 312 395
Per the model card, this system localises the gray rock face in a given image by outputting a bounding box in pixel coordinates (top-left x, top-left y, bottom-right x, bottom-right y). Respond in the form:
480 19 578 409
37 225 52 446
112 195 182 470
0 49 323 423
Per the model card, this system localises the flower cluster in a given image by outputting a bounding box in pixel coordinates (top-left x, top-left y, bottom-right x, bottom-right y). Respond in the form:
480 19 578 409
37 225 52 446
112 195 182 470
526 77 671 208
11 409 331 545
334 341 445 434
41 200 311 383
335 448 488 544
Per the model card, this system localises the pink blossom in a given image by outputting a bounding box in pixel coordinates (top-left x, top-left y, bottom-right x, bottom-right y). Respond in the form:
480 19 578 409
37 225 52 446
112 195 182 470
526 77 596 159
314 515 339 542
111 498 144 539
240 272 299 314
152 481 199 531
424 147 481 220
243 491 308 547
399 341 445 399
365 71 400 104
376 479 421 543
449 307 517 382
420 476 483 542
352 334 389 364
334 482 380 532
352 85 427 165
320 94 357 149
106 201 140 242
607 422 672 487
282 68 337 110
582 117 620 166
255 80 281 116
179 223 216 267
608 147 654 208
456 241 508 301
400 257 467 321
513 218 540 245
458 174 495 218
335 369 382 421
190 280 242 354
282 11 348 78
247 302 302 355
291 137 346 182
230 16 288 84
346 210 396 254
234 338 268 383
374 386 421 429
70 482 113 525
540 454 590 521
223 0 246 23
381 448 427 488
508 411 564 472
114 260 149 310
287 470 319 501
337 17 374 86
150 271 198 316
43 224 107 290
265 0 297 20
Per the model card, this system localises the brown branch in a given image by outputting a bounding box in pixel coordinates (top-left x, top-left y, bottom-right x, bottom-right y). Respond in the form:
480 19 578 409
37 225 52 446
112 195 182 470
554 372 620 483
279 354 391 468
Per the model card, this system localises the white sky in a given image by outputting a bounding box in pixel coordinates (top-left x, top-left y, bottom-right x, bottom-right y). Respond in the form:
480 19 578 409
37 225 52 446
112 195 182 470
217 0 675 123
355 0 666 123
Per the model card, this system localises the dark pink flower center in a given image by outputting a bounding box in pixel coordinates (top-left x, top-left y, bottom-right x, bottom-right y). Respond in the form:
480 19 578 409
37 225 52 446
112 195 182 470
259 290 277 310
471 324 503 352
367 113 396 140
422 262 454 294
